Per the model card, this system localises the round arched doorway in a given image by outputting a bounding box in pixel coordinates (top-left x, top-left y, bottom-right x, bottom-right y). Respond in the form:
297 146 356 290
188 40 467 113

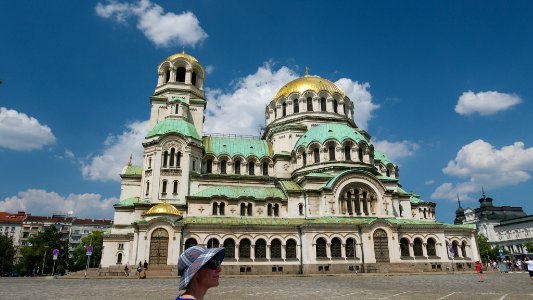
373 229 390 263
150 228 169 265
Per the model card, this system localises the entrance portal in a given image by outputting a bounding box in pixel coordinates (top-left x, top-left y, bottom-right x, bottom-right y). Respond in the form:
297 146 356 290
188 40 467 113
373 229 390 263
149 228 169 265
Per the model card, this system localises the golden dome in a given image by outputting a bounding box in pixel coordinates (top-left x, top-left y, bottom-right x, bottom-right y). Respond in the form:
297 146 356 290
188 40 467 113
273 75 345 100
145 201 182 216
162 51 200 65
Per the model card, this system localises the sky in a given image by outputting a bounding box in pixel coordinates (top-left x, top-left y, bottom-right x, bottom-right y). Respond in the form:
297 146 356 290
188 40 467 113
1 0 532 222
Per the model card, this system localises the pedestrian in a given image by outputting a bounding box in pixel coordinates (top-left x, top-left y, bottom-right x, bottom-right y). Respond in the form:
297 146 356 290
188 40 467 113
176 245 225 300
124 264 130 277
137 261 143 279
524 257 533 282
143 260 148 278
475 260 484 282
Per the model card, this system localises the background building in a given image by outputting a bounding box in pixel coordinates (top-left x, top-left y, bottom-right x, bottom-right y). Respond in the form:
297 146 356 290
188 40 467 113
101 52 479 274
0 211 26 261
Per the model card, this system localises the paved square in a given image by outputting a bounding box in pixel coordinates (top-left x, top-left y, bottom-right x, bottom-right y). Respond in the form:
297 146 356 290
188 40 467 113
1 272 532 299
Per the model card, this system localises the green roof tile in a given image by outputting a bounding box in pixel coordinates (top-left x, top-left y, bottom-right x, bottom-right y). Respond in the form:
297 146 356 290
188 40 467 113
203 136 273 158
113 197 151 207
191 186 287 201
278 180 303 191
294 123 370 150
146 118 201 140
374 151 397 167
123 165 142 176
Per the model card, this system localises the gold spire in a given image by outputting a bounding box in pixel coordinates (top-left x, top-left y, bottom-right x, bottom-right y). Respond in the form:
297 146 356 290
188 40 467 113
305 66 309 76
127 154 132 166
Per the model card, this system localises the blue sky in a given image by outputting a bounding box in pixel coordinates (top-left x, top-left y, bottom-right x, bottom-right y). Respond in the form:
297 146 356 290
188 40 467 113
1 0 532 222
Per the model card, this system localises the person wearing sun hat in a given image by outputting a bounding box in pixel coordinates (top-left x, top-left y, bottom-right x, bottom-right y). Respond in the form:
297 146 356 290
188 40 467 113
176 245 226 300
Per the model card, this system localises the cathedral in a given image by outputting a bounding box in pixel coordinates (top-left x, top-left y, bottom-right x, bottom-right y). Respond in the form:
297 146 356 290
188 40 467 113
100 52 479 274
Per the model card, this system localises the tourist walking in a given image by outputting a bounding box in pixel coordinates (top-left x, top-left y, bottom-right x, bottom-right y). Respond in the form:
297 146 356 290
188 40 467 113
525 257 533 281
136 261 143 279
475 261 484 282
176 245 225 300
124 264 130 277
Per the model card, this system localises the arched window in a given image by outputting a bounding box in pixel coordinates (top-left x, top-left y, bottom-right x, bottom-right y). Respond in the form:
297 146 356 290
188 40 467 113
286 239 297 259
234 160 241 174
267 203 272 216
185 238 198 250
427 238 436 256
161 180 167 194
240 203 246 216
386 168 391 177
328 145 335 161
224 239 235 258
293 99 299 113
117 253 122 264
206 159 213 173
331 238 342 258
316 238 327 258
399 204 403 217
452 241 459 258
298 203 304 215
333 99 338 113
400 238 410 257
148 157 152 169
220 160 227 174
461 241 467 257
176 67 186 82
346 238 356 258
163 151 169 167
273 204 279 217
344 145 351 161
423 208 427 219
358 147 363 162
212 202 218 215
282 102 287 116
271 239 282 259
314 148 320 163
207 238 219 248
165 69 170 83
177 152 182 167
413 238 423 257
320 97 326 111
255 239 266 259
191 71 197 86
175 104 179 114
262 162 268 176
248 161 255 175
173 181 178 194
239 238 251 259
247 203 253 216
170 148 175 166
307 97 313 111
302 152 307 166
145 181 150 196
219 202 225 215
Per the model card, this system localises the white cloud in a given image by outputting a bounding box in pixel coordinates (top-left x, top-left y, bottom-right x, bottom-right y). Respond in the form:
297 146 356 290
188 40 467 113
335 79 380 130
204 63 298 135
0 189 116 219
455 91 522 116
96 0 207 48
0 107 56 151
431 139 533 201
205 65 215 75
203 64 380 136
424 180 435 185
82 120 149 181
373 140 419 162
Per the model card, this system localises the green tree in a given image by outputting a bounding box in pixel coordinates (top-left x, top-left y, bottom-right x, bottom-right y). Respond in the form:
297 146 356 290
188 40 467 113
524 241 533 253
18 226 69 275
477 234 499 262
69 231 104 272
0 234 16 272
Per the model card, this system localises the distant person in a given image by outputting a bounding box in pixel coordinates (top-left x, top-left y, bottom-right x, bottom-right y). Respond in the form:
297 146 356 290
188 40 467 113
475 261 484 282
136 261 143 279
124 264 130 277
525 257 533 281
176 245 225 300
143 260 149 278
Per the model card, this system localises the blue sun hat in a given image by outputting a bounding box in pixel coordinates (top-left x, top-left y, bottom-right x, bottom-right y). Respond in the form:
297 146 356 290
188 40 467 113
178 245 225 290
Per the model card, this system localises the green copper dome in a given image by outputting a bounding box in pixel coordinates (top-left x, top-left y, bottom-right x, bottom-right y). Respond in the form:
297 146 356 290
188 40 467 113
146 119 201 140
374 151 396 167
294 123 370 150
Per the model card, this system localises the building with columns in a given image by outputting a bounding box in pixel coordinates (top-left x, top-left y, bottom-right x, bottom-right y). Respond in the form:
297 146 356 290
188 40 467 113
101 52 479 274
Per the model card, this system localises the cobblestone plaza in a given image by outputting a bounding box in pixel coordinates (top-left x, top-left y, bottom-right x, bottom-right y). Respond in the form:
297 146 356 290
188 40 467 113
1 273 532 299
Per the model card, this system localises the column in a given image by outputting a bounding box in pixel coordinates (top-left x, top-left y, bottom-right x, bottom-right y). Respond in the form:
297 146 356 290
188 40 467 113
422 243 428 257
250 244 255 260
326 242 331 259
169 67 176 82
409 243 413 257
266 245 271 260
185 69 192 84
281 245 286 260
235 242 240 260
